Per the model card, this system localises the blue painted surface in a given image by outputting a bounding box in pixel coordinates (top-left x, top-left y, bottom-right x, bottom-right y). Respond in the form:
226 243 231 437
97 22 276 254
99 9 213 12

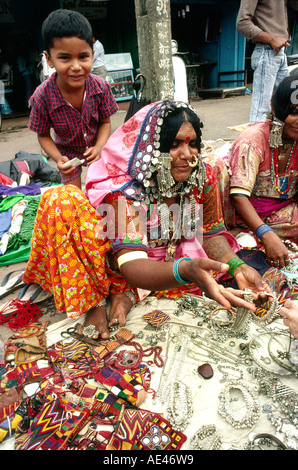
172 0 246 88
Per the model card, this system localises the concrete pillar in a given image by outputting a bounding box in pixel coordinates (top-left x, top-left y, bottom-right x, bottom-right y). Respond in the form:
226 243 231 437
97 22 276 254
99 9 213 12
134 0 174 102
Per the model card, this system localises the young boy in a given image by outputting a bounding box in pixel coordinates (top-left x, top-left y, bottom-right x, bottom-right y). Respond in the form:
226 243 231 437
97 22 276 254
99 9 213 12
28 9 118 188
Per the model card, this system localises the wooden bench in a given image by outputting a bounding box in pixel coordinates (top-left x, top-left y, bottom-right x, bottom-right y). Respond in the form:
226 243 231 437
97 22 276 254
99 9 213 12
198 70 247 99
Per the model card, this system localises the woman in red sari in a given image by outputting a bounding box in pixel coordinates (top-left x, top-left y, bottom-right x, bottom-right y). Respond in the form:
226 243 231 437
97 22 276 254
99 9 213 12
229 74 298 270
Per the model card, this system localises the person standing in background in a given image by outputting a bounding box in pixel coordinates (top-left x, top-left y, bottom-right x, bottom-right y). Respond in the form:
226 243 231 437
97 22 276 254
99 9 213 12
41 53 55 81
17 53 33 108
92 35 107 80
236 0 298 124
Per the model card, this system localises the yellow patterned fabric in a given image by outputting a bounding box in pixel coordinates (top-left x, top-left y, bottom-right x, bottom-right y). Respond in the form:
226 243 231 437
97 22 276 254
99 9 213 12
23 186 131 318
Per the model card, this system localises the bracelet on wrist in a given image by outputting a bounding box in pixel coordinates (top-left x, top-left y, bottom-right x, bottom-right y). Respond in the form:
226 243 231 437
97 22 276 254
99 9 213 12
227 257 247 277
255 224 274 241
173 257 191 285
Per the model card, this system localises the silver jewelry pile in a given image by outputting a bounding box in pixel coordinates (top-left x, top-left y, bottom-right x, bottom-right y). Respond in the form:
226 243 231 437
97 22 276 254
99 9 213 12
190 425 223 450
166 380 193 432
218 379 261 429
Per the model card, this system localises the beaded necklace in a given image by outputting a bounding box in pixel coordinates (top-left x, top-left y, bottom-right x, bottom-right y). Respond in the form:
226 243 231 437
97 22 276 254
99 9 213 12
271 139 297 196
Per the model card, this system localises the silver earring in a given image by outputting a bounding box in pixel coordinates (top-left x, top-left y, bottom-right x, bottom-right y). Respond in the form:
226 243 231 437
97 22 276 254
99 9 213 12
269 117 284 148
155 152 175 196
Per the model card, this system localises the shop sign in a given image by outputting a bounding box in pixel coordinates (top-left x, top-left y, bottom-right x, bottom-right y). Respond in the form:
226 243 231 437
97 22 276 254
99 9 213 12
0 0 14 23
61 0 110 20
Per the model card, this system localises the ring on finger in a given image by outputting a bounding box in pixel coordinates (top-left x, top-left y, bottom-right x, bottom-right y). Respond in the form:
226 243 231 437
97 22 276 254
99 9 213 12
82 324 97 337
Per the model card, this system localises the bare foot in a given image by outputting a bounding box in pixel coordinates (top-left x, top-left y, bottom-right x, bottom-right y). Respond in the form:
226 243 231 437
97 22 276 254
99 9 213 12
108 292 135 327
77 302 110 339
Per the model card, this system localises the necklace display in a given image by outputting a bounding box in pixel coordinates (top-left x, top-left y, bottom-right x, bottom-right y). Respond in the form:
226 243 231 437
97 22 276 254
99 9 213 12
218 378 261 429
151 326 194 431
127 284 298 450
166 380 193 432
190 424 245 450
190 424 223 450
188 330 252 367
248 331 298 377
129 293 298 449
248 367 298 449
174 291 281 345
154 327 190 404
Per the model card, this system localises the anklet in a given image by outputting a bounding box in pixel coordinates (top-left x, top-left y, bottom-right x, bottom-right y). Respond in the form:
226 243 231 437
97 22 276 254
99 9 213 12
125 290 136 307
218 379 260 429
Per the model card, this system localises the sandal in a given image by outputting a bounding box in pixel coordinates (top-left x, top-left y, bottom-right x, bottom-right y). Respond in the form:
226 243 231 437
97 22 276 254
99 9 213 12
0 269 26 300
14 348 45 364
18 284 53 304
12 335 46 364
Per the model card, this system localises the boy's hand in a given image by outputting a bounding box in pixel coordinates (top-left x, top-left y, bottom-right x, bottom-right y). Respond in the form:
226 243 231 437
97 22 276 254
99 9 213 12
83 146 102 165
58 156 76 176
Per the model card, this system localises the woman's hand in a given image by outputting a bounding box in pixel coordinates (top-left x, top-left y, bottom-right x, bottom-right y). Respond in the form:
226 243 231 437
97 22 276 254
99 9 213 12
233 263 269 296
261 230 290 269
230 196 290 268
279 300 298 338
180 258 257 311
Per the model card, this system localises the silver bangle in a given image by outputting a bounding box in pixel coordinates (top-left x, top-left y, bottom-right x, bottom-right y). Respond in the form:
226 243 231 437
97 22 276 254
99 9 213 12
125 290 136 306
95 298 106 307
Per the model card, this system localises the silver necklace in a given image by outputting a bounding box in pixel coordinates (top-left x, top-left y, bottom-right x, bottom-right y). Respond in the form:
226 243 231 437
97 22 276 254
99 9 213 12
190 424 243 450
218 378 261 429
166 380 193 432
190 425 223 450
154 328 190 404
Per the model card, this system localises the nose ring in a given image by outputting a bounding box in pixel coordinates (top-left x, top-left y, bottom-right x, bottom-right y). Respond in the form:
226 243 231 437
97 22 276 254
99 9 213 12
188 154 198 167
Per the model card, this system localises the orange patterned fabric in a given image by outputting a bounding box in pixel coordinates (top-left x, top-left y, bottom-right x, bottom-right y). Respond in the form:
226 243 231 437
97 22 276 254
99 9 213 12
23 186 131 318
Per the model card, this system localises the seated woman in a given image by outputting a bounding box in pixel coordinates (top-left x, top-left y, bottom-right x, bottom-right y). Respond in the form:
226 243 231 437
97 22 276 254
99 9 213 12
23 100 268 340
229 74 298 270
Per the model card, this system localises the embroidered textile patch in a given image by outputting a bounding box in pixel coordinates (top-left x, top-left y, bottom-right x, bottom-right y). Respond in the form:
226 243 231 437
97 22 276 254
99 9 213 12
137 416 187 451
115 349 143 370
94 365 143 406
143 310 170 328
114 408 160 442
15 394 89 450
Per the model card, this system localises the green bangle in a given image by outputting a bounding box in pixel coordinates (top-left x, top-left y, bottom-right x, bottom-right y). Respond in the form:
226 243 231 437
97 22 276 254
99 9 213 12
227 257 246 277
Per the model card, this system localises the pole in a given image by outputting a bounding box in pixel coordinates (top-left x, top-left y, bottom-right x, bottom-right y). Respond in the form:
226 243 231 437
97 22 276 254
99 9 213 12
134 0 174 102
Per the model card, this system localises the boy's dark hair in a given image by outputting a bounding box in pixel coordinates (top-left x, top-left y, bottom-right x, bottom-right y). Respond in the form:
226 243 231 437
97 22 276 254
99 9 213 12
42 9 93 52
